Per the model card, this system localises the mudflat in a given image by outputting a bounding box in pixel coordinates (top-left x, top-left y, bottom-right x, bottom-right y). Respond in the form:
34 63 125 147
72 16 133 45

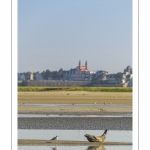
18 91 132 114
18 117 132 130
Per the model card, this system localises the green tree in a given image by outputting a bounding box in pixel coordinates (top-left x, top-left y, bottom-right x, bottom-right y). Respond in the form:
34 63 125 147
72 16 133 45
51 71 58 79
58 68 64 79
45 69 51 80
41 71 46 79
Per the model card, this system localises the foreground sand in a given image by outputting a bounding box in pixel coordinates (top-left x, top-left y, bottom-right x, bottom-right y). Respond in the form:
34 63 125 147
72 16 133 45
18 139 132 146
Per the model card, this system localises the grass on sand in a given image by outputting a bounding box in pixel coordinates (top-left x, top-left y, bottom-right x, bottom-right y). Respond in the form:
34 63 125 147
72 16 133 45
18 86 132 92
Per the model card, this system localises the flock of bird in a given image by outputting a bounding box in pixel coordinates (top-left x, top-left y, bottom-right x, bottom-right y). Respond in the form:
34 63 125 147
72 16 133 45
50 130 108 142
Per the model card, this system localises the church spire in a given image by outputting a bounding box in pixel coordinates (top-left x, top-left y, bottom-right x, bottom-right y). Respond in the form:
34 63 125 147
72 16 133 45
85 60 87 66
79 60 81 67
85 60 87 69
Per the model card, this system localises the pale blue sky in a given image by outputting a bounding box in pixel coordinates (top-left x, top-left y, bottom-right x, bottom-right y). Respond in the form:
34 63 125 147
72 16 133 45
18 0 132 73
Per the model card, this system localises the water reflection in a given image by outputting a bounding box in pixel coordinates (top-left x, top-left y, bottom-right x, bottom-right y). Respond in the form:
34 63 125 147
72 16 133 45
51 147 58 150
86 146 105 150
18 145 132 150
50 146 106 150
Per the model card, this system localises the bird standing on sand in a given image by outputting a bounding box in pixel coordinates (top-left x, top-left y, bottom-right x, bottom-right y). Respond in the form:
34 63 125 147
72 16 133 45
50 136 58 140
84 130 107 142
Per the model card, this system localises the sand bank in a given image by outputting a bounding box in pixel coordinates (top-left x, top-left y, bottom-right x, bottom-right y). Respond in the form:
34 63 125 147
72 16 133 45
18 139 132 146
18 91 132 104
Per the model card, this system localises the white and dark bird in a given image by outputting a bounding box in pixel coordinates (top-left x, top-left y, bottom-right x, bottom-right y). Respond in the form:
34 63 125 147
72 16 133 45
50 136 58 141
84 130 107 142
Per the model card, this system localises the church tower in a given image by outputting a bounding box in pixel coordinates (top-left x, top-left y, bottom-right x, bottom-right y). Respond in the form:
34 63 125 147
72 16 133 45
79 60 81 69
85 60 88 69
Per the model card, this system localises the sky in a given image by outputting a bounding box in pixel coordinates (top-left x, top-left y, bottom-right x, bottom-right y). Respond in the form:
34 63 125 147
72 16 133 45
18 0 132 74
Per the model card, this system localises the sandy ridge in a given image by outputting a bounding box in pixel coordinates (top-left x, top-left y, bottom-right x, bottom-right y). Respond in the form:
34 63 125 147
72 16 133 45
18 139 132 146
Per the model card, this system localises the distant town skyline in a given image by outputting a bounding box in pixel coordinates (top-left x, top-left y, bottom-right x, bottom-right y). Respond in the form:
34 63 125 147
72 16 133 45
18 60 132 74
18 0 132 74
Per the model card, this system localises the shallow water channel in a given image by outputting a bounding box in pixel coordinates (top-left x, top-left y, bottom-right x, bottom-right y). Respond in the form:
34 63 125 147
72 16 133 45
19 103 132 109
18 114 132 118
18 130 132 150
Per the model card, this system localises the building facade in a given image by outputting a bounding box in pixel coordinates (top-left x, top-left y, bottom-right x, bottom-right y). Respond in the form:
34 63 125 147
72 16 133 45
18 72 34 81
63 61 93 81
18 73 25 80
106 65 133 86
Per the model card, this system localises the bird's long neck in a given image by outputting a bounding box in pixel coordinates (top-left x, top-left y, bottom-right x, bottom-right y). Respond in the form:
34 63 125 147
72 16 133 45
103 130 107 135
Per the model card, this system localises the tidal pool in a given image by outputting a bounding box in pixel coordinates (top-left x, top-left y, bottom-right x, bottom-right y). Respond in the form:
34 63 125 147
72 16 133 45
18 130 132 150
18 130 132 143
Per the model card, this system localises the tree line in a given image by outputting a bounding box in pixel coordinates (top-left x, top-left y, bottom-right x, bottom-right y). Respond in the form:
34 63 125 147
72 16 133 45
34 68 64 80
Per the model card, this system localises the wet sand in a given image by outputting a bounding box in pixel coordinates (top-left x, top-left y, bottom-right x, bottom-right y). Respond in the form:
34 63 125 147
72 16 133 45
18 106 132 114
18 117 132 130
18 111 131 115
18 139 132 146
